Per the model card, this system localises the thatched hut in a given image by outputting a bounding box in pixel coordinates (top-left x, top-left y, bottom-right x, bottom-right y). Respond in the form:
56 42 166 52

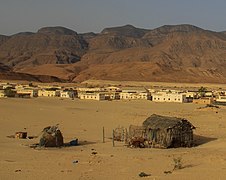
39 125 64 147
143 114 195 148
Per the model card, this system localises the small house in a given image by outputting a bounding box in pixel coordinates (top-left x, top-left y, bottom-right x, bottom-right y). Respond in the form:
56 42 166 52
0 90 6 98
38 89 60 97
142 114 195 148
60 90 75 98
152 92 187 103
120 91 151 100
193 97 213 105
79 92 105 101
16 88 38 97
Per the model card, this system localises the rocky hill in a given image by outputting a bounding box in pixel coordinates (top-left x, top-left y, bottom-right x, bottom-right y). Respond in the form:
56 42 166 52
1 24 226 83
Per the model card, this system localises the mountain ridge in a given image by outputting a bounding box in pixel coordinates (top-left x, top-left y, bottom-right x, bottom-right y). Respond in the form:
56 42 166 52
1 24 226 83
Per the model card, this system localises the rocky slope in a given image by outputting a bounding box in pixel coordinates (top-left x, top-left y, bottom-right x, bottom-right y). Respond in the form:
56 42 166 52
0 63 64 82
1 24 226 83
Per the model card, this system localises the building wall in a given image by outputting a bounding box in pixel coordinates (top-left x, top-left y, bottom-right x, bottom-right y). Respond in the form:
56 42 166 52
16 89 38 97
152 93 187 103
193 98 213 104
0 91 5 98
77 87 103 92
105 92 120 100
215 96 226 103
79 93 105 101
120 92 150 100
38 90 60 97
60 91 75 98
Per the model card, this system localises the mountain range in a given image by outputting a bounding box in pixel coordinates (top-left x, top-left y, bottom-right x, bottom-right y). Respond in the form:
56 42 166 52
1 24 226 83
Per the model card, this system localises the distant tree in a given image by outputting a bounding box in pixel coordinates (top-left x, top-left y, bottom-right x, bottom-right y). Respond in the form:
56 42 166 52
198 86 207 97
4 87 16 97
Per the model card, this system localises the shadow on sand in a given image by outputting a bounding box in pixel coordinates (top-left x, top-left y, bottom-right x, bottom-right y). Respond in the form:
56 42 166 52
75 140 97 146
193 134 217 146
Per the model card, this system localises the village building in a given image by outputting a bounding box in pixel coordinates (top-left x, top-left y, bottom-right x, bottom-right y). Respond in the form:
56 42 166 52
15 84 33 90
0 90 6 98
104 92 120 100
182 91 197 103
204 91 214 97
38 89 60 97
60 90 75 98
120 91 151 100
38 84 61 90
16 88 38 98
142 114 195 148
152 92 187 103
184 91 196 98
77 87 106 100
104 86 121 100
215 95 226 103
0 83 16 89
104 86 121 92
119 87 151 100
77 87 103 93
79 92 105 101
193 97 213 105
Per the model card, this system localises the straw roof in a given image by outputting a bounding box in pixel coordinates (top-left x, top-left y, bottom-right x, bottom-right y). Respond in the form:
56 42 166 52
143 114 194 130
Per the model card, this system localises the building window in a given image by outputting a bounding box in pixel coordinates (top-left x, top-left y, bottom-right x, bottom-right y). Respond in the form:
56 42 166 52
168 98 170 100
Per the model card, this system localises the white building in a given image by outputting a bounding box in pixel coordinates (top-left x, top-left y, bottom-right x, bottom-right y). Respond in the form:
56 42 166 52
16 88 38 97
215 95 226 103
77 87 103 92
38 89 60 97
79 92 105 101
60 90 75 98
120 91 151 100
152 92 187 103
104 86 121 92
0 83 16 89
0 90 5 98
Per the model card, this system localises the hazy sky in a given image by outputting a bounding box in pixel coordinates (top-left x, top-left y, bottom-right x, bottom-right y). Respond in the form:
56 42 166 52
1 0 226 35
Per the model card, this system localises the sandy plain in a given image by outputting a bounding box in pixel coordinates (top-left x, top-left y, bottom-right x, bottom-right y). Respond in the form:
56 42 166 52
1 97 226 180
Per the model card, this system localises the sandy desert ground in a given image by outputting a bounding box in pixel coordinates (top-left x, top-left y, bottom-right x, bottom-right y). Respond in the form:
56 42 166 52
1 97 226 179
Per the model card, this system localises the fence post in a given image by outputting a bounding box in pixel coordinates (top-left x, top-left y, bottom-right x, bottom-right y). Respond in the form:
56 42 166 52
125 128 128 144
102 126 105 143
112 130 115 147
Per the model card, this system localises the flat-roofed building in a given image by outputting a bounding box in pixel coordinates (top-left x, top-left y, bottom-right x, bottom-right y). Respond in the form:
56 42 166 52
193 97 213 105
77 87 103 92
120 91 151 100
60 90 75 98
79 92 105 101
38 89 60 97
0 90 5 98
152 92 187 103
0 83 16 89
16 88 38 97
215 96 226 103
